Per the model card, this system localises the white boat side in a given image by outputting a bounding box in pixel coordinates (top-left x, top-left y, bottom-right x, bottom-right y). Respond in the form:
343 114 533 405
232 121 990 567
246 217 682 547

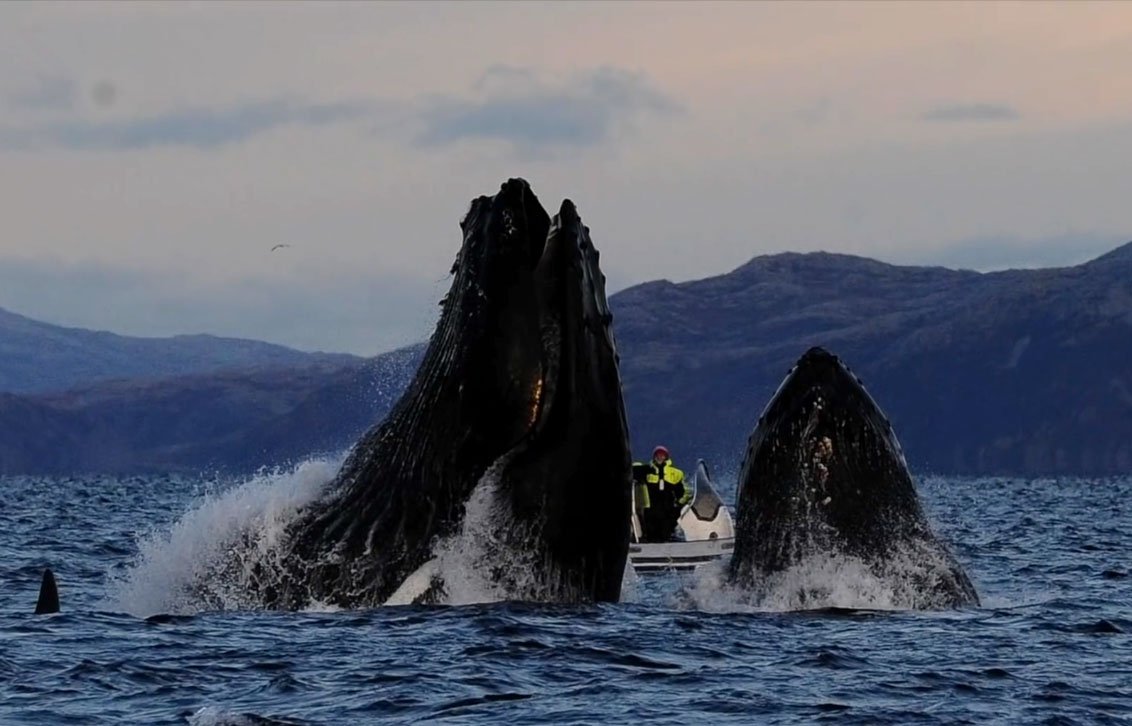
629 459 736 573
629 537 735 572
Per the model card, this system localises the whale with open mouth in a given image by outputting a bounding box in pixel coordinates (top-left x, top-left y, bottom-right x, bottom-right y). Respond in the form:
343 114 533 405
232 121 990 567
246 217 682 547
250 179 632 608
728 347 979 608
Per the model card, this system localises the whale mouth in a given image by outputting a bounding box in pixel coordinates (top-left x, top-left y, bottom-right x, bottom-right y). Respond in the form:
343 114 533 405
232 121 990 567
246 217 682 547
463 187 580 450
439 193 630 603
463 185 621 459
737 347 909 561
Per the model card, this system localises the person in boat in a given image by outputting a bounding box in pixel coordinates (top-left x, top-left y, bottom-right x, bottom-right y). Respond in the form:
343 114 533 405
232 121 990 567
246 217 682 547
632 445 691 543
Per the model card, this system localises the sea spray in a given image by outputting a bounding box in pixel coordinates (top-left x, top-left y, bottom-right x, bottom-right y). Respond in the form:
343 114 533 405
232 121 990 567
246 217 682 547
681 540 982 613
619 557 640 604
113 451 619 614
110 457 342 617
427 462 556 605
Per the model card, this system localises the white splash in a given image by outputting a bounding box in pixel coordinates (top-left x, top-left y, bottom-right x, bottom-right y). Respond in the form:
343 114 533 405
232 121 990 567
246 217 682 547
682 539 973 613
619 557 640 604
426 464 548 605
187 706 262 726
109 457 342 617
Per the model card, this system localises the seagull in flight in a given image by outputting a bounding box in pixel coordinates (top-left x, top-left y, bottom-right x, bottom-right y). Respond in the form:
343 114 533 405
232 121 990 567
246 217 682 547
271 244 291 252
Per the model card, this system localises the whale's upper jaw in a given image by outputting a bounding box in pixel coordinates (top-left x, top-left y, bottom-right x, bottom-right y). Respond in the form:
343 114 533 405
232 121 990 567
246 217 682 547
458 178 547 281
752 346 906 472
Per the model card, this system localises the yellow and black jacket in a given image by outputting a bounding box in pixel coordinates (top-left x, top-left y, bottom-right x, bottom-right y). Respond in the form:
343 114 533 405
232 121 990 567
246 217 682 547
632 459 690 510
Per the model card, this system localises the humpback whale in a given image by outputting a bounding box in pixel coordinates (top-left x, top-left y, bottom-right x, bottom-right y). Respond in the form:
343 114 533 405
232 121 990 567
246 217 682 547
254 179 631 608
729 347 979 608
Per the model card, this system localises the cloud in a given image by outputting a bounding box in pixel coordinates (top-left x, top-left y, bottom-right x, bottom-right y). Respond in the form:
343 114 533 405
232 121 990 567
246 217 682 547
414 66 682 154
920 103 1020 123
1 65 677 155
0 97 374 151
794 97 833 126
6 75 79 112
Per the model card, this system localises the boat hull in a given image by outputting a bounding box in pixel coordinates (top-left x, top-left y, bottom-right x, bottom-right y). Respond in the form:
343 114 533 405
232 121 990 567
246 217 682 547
628 537 734 573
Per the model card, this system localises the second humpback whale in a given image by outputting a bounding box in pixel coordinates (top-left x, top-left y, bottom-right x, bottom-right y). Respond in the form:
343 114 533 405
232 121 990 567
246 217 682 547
245 179 632 609
728 347 979 608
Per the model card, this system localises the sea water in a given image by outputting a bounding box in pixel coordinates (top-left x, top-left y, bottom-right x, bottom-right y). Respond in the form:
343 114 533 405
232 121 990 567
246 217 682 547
2 467 1130 724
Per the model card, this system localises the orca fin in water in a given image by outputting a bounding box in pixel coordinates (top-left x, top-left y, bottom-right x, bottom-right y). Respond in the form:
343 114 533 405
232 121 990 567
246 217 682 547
35 568 60 615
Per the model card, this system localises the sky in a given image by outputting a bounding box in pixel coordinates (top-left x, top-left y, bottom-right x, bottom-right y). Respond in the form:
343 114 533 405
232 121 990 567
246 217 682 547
2 1 1131 355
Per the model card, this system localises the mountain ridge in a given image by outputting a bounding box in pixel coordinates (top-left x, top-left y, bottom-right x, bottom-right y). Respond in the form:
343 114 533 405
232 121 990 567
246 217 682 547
0 304 360 394
614 241 1132 476
1 242 1130 476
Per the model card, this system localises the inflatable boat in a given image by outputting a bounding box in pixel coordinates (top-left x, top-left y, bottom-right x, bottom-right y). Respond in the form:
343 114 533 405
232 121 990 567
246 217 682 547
629 459 735 573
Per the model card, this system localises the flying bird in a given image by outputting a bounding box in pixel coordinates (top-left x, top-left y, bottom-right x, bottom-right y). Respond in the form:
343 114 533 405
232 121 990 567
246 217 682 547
271 244 291 252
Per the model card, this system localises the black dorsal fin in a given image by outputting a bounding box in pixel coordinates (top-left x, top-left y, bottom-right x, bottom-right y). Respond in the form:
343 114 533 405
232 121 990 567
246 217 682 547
35 568 60 615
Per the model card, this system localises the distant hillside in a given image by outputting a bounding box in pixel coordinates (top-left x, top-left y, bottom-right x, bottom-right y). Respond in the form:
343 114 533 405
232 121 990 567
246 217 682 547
0 347 421 476
0 306 359 394
1 242 1130 477
615 240 1132 476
